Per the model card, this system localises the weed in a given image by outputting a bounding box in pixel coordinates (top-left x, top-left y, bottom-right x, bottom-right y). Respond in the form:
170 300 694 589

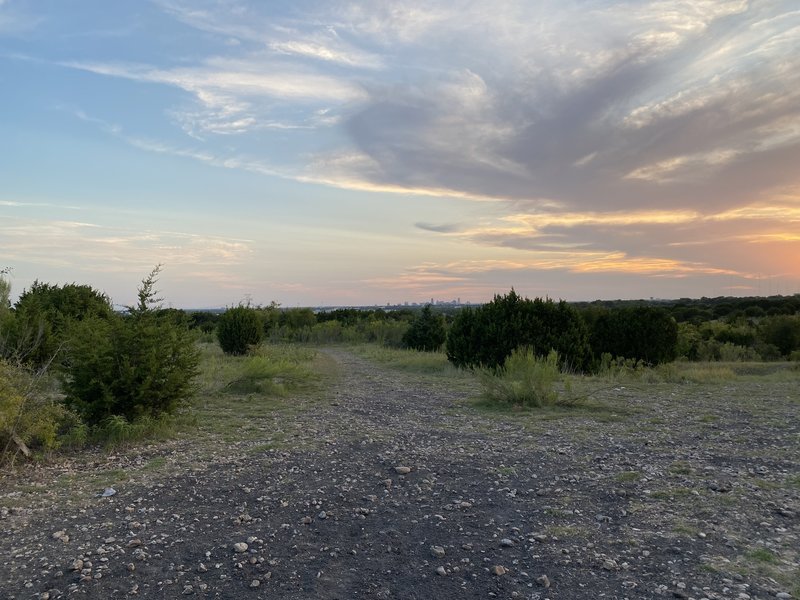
91 413 178 448
480 349 582 408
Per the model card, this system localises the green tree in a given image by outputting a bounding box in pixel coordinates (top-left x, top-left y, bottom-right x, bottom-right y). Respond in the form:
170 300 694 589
760 315 800 357
0 270 13 358
217 305 263 355
402 304 446 351
11 281 113 368
62 267 199 424
589 306 678 366
446 290 589 370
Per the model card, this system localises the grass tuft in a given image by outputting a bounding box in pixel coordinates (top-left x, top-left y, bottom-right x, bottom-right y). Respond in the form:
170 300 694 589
480 349 581 408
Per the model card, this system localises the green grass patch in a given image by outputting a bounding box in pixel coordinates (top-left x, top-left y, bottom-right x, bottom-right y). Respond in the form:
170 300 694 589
651 486 693 499
672 523 699 537
185 342 332 447
668 461 693 475
142 456 167 471
697 413 719 423
747 548 778 564
615 471 642 482
352 344 465 376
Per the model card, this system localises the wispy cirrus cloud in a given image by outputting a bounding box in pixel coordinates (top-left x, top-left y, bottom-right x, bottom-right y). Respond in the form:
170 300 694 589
7 0 799 303
330 2 799 212
62 55 364 137
0 0 42 35
0 216 253 275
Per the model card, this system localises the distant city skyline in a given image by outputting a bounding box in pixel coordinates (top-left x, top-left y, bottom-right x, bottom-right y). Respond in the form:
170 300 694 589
2 1 799 308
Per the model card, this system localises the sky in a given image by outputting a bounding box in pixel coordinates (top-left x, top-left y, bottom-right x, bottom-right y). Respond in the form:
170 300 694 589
1 0 799 308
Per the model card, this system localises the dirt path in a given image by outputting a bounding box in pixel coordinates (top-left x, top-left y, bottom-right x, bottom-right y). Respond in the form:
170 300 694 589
2 349 798 599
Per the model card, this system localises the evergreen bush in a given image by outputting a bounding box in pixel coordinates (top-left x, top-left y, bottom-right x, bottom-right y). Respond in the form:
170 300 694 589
589 306 678 366
11 281 113 369
402 304 446 351
217 305 263 355
446 290 589 370
62 267 199 425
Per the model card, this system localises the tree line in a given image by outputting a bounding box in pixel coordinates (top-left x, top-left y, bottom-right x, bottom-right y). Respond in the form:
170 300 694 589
3 270 798 460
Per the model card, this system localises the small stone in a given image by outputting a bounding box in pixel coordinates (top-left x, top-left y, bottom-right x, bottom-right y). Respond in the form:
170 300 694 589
301 516 312 525
436 566 447 576
250 580 260 588
71 559 84 572
775 593 792 599
197 563 208 573
182 585 193 595
318 511 327 520
492 565 507 576
127 563 135 572
537 575 551 588
394 466 412 475
602 559 618 571
595 514 612 523
431 546 446 558
233 542 248 553
40 593 50 600
500 538 514 547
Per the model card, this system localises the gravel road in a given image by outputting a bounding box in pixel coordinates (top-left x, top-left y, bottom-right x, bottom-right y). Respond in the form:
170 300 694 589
2 349 798 599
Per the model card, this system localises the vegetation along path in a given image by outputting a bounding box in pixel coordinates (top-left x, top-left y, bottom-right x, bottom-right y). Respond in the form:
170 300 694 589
2 348 798 599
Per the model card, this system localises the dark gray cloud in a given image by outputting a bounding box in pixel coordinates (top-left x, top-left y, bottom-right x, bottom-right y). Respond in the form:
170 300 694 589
414 221 462 233
337 1 800 213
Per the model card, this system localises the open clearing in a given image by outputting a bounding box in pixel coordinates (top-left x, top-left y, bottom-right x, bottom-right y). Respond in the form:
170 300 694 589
1 348 798 599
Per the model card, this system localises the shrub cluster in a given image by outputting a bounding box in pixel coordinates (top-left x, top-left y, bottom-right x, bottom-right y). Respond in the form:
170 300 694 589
1 267 199 461
446 290 589 370
0 359 77 461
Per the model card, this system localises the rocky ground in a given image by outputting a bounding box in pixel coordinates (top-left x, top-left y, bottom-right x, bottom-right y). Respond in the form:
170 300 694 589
1 349 798 599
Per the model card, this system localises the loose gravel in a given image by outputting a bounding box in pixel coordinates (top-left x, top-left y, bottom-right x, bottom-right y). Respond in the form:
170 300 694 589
1 349 798 599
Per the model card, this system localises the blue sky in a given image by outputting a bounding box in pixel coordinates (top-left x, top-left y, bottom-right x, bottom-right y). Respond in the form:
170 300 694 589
1 0 799 307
